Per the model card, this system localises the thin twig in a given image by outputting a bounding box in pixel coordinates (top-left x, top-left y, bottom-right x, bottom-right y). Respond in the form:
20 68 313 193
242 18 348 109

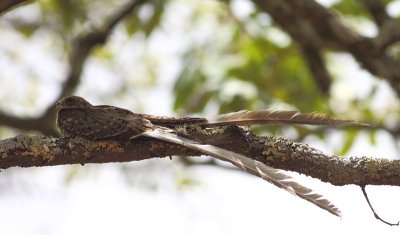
361 185 399 226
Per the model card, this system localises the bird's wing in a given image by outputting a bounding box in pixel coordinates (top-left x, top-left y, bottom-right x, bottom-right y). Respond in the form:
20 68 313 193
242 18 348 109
139 114 207 126
135 127 341 217
97 105 207 126
204 109 368 127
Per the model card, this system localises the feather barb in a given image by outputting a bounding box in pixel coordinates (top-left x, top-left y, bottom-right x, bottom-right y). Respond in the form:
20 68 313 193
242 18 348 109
204 109 368 127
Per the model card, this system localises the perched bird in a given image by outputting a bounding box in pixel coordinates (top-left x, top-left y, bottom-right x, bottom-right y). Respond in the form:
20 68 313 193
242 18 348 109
56 96 366 216
56 96 366 137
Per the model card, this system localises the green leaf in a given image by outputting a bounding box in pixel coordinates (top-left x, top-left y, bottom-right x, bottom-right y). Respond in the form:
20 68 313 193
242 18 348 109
369 129 376 145
176 177 199 190
338 129 359 156
331 1 368 18
143 1 165 37
124 14 141 36
173 51 207 112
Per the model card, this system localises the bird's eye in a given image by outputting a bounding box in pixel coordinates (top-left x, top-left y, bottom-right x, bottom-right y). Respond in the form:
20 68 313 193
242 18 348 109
64 98 76 104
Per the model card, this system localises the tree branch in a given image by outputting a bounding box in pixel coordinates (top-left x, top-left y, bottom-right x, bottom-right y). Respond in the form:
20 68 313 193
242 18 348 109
0 0 31 15
250 0 331 94
373 19 400 50
358 0 400 50
0 113 56 135
284 0 400 95
298 43 331 93
360 0 390 27
53 0 147 103
252 0 400 98
1 126 399 188
0 0 147 135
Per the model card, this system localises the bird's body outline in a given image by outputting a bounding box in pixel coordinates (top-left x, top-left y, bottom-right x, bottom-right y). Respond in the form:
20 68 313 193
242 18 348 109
55 95 366 217
56 96 367 139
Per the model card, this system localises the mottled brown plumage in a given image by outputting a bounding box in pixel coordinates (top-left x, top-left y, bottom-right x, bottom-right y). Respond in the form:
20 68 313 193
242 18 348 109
56 96 208 140
56 96 153 140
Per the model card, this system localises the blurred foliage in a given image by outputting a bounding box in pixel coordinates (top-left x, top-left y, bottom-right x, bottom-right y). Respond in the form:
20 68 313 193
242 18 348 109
332 0 395 18
1 0 400 157
124 0 165 36
332 0 370 18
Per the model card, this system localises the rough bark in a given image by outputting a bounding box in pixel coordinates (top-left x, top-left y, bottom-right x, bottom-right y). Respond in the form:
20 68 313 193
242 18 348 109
1 126 399 187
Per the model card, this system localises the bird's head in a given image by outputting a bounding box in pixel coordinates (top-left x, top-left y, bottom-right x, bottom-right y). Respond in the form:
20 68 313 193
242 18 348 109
56 96 93 110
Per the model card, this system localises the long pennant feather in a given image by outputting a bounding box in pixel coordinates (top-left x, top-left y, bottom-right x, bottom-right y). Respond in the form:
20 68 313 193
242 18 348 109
136 127 342 217
204 109 368 127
